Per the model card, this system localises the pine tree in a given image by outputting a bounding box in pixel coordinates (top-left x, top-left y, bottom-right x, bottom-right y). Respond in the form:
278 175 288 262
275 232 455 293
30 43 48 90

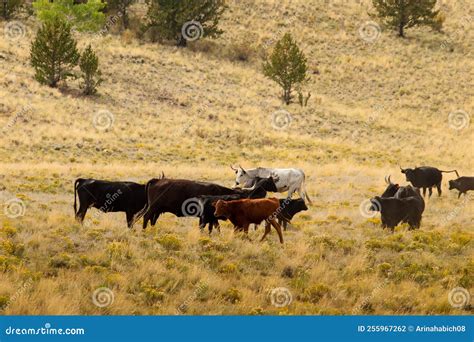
144 0 227 47
372 0 440 37
1 0 24 20
263 33 309 105
79 44 102 95
30 17 80 87
32 0 105 32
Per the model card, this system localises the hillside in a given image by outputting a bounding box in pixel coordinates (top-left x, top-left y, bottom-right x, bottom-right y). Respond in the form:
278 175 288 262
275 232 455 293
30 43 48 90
0 0 473 314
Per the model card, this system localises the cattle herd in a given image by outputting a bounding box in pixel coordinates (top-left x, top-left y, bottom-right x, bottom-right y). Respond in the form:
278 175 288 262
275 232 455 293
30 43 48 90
73 165 474 244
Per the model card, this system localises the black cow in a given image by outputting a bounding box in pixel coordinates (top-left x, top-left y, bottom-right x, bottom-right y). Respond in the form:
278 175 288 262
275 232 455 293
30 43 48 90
449 177 474 198
276 198 308 230
74 178 149 228
400 166 459 197
135 178 271 229
370 196 424 231
197 177 278 234
370 176 425 230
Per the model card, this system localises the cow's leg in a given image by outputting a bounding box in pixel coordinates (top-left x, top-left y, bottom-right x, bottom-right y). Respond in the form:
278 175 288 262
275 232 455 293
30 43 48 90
287 186 297 200
436 182 442 196
199 216 205 230
75 204 88 224
422 188 426 197
458 191 462 199
151 213 159 226
269 218 284 244
428 187 433 197
208 221 213 235
126 211 134 229
254 224 258 231
143 211 152 229
260 221 272 242
297 187 307 202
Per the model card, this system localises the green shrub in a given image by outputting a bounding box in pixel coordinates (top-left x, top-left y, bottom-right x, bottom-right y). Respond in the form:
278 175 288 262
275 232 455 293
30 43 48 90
156 234 182 251
49 253 73 268
30 17 79 87
79 44 102 95
222 287 242 304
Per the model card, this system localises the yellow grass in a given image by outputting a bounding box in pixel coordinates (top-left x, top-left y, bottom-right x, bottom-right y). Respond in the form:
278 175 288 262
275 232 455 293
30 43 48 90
0 0 473 315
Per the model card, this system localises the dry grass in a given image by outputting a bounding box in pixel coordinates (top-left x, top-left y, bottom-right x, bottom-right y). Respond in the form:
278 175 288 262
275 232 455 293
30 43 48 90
0 0 473 315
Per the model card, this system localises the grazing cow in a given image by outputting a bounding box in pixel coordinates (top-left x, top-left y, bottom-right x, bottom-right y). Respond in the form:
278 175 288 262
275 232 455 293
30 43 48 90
135 178 250 229
197 177 278 234
370 196 424 231
214 198 284 244
449 177 474 198
400 166 459 197
231 165 312 204
74 179 148 228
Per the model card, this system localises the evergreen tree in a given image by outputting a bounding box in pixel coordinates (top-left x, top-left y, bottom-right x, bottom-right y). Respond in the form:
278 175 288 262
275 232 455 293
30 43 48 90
32 0 106 32
144 0 227 47
79 44 102 95
263 33 309 105
30 17 80 87
372 0 440 37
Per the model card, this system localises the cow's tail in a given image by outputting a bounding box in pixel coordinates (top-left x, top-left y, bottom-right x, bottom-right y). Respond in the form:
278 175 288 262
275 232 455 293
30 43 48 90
133 179 153 223
440 169 460 178
301 173 313 205
74 178 83 218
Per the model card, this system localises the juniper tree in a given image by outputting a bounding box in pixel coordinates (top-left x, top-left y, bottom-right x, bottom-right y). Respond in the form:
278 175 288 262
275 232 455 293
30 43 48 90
263 33 309 105
144 0 227 47
79 44 102 95
1 0 24 20
30 17 80 87
372 0 440 37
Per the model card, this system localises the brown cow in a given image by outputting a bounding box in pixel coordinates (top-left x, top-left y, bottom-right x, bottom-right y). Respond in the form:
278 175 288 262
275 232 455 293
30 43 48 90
214 198 284 244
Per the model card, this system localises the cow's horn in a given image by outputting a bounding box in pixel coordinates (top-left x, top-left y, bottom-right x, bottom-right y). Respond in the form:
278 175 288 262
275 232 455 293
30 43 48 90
239 164 246 173
384 175 388 184
230 165 237 171
388 175 392 184
161 171 165 179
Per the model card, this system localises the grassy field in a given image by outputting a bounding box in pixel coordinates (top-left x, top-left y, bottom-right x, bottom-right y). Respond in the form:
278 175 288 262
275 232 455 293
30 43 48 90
0 0 473 314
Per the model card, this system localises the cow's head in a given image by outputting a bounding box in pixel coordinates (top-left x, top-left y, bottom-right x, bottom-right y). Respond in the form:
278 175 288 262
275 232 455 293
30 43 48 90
369 196 383 212
381 175 399 197
290 198 308 214
400 166 415 182
214 200 230 218
448 180 457 190
231 165 253 187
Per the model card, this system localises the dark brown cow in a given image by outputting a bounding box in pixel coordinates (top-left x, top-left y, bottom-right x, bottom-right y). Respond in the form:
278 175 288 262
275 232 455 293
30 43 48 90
449 177 474 198
214 198 284 244
135 178 242 229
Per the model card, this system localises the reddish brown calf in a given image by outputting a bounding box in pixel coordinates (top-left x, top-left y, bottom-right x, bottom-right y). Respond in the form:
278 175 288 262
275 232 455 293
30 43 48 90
214 198 284 244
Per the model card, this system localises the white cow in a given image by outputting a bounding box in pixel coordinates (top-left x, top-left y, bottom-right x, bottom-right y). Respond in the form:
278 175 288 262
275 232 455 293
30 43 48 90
231 165 312 204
